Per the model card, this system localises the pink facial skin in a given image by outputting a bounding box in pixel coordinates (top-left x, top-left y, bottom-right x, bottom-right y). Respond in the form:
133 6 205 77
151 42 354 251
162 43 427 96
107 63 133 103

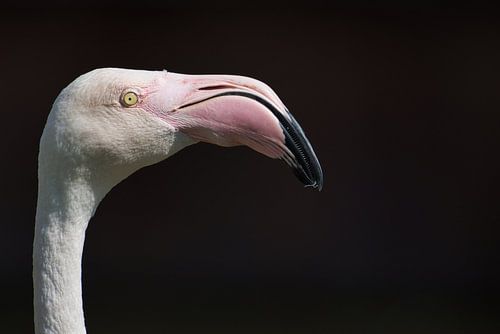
142 72 292 160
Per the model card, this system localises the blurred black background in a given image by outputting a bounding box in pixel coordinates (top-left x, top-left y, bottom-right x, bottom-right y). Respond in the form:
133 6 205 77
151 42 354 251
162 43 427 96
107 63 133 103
1 1 499 333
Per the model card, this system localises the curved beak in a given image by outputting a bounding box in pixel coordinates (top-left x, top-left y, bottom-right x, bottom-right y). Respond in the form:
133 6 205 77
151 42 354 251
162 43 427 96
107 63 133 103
160 73 324 190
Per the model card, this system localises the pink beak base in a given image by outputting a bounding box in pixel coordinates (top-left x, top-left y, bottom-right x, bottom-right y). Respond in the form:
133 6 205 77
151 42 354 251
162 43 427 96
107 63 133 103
170 94 287 159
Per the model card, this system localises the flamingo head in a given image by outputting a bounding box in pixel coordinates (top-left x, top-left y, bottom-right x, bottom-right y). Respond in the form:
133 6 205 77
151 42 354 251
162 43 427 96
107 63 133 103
41 68 323 191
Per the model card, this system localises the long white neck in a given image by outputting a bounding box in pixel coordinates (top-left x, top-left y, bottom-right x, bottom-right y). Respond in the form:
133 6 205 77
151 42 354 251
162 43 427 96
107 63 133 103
33 77 192 333
33 157 111 334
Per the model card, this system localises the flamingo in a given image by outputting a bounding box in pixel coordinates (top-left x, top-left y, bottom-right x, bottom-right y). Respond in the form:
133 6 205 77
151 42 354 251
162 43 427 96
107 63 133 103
34 68 323 334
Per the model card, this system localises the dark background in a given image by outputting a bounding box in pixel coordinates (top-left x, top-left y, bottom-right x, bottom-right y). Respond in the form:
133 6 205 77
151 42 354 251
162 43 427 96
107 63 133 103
1 1 499 333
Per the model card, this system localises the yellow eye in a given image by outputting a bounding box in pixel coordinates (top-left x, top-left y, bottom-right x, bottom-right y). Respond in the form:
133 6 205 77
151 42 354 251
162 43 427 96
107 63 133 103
122 91 138 107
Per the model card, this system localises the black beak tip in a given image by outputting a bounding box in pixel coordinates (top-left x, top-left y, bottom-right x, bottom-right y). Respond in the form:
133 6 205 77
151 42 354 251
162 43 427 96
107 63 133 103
292 158 324 191
310 160 324 191
279 110 324 192
309 172 324 191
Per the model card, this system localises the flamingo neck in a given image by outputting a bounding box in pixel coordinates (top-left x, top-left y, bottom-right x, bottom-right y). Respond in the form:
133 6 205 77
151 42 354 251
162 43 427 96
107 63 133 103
34 161 108 334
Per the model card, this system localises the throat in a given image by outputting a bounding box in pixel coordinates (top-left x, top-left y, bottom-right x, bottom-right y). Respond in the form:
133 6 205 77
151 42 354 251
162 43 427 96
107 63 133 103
33 166 105 334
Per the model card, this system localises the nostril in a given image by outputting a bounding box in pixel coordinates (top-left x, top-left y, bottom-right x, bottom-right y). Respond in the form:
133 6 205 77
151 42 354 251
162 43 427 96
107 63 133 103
198 84 236 91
